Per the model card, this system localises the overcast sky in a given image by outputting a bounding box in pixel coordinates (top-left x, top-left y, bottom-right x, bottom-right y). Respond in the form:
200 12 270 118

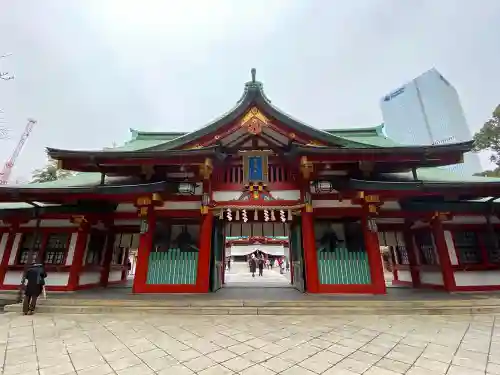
0 0 499 181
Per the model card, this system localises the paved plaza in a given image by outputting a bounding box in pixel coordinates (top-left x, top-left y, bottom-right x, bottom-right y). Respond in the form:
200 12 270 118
1 311 500 375
224 262 291 288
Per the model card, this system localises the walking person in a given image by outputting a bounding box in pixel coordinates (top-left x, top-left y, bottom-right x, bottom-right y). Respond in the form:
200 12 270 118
258 256 264 276
22 262 47 315
249 254 257 277
285 258 290 272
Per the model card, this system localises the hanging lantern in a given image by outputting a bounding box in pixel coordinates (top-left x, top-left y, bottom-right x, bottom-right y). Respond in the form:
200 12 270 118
226 208 232 221
264 209 269 222
242 209 248 222
270 210 276 221
312 181 334 194
280 210 286 222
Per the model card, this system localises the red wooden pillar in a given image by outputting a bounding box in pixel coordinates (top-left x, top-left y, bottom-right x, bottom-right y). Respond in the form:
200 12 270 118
403 221 421 288
362 215 386 294
67 228 90 291
431 218 456 292
0 228 17 287
196 211 213 293
132 212 156 293
301 210 319 293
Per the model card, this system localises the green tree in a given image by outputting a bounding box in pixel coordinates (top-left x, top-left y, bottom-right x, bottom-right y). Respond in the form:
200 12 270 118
31 158 74 183
473 104 500 176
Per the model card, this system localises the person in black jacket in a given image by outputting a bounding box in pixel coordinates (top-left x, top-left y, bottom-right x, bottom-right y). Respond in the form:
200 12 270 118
249 254 257 277
258 256 264 276
22 262 46 315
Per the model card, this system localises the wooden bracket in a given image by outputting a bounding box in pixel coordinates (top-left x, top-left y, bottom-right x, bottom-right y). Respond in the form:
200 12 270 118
199 158 213 180
300 156 314 180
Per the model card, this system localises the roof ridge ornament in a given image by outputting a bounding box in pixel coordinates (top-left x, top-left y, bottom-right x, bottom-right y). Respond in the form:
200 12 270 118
251 68 256 83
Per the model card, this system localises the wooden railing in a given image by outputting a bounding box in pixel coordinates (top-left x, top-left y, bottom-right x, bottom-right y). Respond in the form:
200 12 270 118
214 164 292 186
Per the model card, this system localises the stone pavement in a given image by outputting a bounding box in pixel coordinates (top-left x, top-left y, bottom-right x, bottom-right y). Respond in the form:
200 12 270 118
2 312 500 375
224 262 291 288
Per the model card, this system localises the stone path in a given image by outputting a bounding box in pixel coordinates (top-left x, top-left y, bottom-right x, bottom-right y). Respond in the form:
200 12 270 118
1 312 500 374
224 262 291 288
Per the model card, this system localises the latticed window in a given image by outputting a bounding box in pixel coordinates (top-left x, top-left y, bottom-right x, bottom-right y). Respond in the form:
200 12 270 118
487 232 500 264
86 232 106 265
453 231 482 264
395 246 409 265
414 230 438 265
44 234 69 265
17 234 42 265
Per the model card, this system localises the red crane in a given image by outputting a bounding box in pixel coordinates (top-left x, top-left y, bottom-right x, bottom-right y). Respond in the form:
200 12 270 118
0 118 36 185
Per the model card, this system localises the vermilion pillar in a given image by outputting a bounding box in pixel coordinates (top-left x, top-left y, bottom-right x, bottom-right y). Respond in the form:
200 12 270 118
196 212 213 293
301 210 319 293
132 211 156 293
431 218 456 292
67 228 90 291
362 215 386 294
0 229 16 287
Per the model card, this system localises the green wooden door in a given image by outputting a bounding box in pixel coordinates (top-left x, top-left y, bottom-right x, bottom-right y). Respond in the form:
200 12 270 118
289 218 305 292
209 218 224 292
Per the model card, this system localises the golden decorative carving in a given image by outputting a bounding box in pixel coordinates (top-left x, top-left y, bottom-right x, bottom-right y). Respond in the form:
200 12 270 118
199 158 213 180
300 156 314 180
307 140 325 147
152 193 163 203
200 206 209 215
431 211 452 221
186 143 203 150
70 215 88 230
136 196 152 207
240 107 269 135
305 203 313 213
137 206 149 217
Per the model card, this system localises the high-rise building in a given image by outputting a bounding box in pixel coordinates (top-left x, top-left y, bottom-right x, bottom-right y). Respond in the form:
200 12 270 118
380 68 482 176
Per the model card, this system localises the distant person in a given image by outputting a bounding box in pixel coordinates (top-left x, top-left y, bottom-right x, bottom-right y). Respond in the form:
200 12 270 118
258 256 264 276
227 257 231 271
249 254 257 277
22 262 47 315
286 259 290 272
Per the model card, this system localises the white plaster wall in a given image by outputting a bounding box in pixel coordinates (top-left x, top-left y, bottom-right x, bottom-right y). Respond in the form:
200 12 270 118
116 203 136 212
454 271 500 286
156 201 200 210
20 219 77 228
444 231 458 265
82 234 91 266
4 270 69 286
397 270 413 283
380 201 401 210
212 191 240 201
79 272 101 285
64 233 79 266
0 233 9 264
8 234 22 265
420 271 444 285
271 190 300 200
312 200 358 208
108 270 123 282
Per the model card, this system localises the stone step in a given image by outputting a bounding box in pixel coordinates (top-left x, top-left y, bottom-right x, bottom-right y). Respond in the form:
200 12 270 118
12 297 500 308
5 301 500 315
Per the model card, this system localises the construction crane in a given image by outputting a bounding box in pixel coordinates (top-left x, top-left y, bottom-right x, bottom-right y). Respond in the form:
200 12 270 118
0 119 36 185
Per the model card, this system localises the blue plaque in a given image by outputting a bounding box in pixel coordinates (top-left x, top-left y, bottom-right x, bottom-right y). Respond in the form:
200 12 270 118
248 156 263 181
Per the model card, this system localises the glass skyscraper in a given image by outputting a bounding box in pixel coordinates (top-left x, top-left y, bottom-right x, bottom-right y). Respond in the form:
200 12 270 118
380 68 482 176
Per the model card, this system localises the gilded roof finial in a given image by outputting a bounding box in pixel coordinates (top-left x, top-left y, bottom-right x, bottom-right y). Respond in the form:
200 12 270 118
251 68 256 83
